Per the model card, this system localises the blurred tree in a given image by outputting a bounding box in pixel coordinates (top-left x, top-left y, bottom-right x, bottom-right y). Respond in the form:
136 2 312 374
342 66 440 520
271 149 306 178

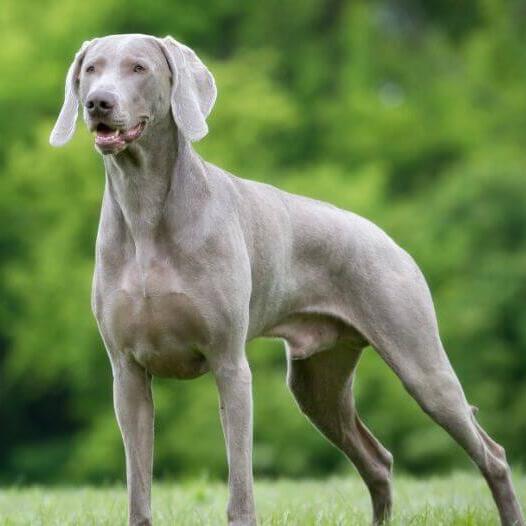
0 0 525 483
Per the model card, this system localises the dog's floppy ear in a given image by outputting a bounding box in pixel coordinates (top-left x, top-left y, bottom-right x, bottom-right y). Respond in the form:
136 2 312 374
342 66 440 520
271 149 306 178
157 36 217 142
49 40 93 147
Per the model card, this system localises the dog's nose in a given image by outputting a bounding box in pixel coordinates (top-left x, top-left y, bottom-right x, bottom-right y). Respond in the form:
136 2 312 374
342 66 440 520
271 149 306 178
86 90 116 115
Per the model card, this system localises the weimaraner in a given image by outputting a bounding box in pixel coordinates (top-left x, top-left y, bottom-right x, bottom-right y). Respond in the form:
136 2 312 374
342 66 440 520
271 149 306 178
49 34 524 526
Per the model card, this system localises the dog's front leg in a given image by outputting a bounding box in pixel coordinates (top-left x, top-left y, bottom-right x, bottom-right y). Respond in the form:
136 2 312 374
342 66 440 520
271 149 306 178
213 356 256 526
113 357 154 526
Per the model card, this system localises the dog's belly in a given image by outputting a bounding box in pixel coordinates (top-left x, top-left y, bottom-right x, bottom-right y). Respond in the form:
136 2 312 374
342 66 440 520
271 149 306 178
104 290 210 379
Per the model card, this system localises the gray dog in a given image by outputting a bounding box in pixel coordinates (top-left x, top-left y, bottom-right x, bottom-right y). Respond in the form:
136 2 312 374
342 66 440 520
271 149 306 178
50 34 524 526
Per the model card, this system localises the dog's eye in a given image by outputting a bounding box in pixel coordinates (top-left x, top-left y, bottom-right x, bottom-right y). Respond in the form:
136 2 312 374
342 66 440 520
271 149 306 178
85 65 95 73
133 64 146 73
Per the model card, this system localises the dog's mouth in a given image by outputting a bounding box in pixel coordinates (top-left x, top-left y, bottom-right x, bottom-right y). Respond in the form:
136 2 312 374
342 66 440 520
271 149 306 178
93 121 146 153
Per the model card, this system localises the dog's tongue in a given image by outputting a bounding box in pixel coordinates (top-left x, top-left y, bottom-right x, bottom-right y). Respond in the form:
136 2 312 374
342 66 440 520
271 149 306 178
95 124 125 148
95 123 144 149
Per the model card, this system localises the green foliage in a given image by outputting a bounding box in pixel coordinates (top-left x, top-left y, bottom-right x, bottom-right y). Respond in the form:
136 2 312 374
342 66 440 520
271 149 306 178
1 0 526 483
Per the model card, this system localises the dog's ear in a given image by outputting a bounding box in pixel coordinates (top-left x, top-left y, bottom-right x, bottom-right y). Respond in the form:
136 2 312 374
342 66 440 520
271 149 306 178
49 40 93 147
157 36 217 142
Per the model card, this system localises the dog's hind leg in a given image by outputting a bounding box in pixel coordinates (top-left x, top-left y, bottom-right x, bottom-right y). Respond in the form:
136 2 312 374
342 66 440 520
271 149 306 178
360 261 525 526
376 334 524 526
287 345 393 525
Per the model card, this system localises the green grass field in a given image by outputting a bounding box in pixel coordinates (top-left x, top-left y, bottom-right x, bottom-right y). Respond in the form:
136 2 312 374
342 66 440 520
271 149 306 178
1 472 524 525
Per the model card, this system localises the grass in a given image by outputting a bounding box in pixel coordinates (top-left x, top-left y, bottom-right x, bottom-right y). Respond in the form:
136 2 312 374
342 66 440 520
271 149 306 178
0 472 525 525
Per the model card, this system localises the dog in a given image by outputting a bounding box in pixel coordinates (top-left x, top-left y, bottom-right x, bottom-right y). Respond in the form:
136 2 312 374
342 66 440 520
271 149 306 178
50 34 525 526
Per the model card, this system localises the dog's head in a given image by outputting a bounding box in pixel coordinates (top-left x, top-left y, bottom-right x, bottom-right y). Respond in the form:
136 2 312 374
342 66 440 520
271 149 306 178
49 34 216 155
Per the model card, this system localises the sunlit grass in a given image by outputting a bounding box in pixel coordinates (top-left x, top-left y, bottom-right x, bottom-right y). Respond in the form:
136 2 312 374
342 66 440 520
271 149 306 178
1 472 524 525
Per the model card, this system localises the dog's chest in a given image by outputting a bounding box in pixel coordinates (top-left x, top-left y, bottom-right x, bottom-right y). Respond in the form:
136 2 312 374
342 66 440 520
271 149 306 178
96 258 210 378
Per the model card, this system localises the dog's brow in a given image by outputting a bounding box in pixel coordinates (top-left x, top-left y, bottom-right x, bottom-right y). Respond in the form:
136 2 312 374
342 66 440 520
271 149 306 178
84 55 107 67
121 54 150 64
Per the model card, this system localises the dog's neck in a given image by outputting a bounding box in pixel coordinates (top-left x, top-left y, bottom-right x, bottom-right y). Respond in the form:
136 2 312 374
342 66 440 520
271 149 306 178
102 114 179 244
99 115 211 281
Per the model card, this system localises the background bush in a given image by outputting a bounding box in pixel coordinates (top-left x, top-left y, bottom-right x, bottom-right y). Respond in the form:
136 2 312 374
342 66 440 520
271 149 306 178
1 0 525 483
